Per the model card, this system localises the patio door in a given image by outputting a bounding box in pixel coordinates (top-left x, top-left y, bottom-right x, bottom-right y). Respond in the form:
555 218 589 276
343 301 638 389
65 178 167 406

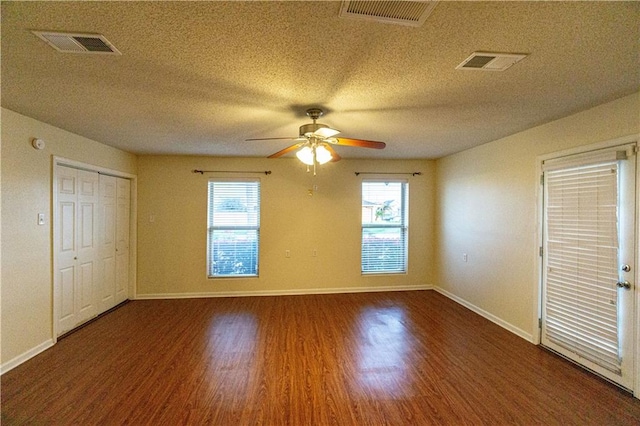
541 143 636 390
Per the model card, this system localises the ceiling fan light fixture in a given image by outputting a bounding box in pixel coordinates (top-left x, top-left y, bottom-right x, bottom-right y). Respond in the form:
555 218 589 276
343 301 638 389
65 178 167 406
315 144 333 165
253 108 386 172
314 127 341 138
296 146 315 165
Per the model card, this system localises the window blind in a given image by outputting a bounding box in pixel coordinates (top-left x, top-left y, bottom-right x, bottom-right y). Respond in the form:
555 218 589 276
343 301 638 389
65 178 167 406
361 181 408 274
544 161 620 373
207 180 260 277
542 147 628 172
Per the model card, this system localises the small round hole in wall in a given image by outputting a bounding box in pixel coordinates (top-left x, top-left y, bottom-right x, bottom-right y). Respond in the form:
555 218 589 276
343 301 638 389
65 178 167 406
31 138 45 150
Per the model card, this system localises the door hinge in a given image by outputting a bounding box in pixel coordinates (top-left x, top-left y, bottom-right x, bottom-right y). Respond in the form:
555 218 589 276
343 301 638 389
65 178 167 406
540 173 544 185
539 246 544 257
538 318 542 328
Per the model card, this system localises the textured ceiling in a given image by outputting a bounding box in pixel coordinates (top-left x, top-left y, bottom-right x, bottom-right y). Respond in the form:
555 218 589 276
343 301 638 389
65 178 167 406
2 1 639 159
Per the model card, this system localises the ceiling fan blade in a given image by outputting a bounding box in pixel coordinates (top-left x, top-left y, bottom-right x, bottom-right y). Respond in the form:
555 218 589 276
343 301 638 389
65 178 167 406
245 137 298 141
267 142 305 158
323 143 341 162
333 138 386 149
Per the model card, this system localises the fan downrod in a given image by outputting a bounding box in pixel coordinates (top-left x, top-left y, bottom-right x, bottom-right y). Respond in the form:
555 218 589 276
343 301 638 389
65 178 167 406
306 108 324 122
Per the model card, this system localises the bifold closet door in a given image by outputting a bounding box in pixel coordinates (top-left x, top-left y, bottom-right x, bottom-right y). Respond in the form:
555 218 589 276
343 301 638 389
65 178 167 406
56 165 131 336
56 166 99 335
115 178 130 304
99 174 117 312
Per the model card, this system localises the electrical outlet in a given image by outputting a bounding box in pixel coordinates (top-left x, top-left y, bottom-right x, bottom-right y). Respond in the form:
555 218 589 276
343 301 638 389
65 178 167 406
312 249 317 257
285 250 291 258
38 213 45 226
463 253 468 262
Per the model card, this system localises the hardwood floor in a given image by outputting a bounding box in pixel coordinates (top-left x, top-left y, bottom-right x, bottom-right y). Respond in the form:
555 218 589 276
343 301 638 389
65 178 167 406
3 290 640 425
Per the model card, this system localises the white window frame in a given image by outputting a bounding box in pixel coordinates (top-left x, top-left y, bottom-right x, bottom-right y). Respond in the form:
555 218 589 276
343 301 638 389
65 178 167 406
361 179 409 274
207 179 260 278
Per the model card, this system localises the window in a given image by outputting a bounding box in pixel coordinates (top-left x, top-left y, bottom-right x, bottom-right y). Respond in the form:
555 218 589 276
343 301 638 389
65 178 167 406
207 180 260 277
361 180 408 274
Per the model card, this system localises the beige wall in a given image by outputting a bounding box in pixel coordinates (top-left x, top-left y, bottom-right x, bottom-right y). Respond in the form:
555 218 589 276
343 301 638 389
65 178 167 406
1 108 137 366
136 156 435 297
3 92 637 371
435 92 640 340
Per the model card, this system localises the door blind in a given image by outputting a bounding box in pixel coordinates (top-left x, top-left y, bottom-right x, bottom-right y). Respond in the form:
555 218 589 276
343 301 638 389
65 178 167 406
544 161 621 373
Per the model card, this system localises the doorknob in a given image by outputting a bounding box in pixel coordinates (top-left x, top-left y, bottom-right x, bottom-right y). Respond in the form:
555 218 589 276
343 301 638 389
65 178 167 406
617 281 632 290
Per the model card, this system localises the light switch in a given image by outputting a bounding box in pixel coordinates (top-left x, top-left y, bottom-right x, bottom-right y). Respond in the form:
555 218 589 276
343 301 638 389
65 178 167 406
38 213 45 225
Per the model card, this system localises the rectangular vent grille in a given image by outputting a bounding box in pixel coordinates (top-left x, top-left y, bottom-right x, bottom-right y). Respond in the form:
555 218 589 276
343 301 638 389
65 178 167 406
456 52 527 71
339 1 438 27
32 31 121 55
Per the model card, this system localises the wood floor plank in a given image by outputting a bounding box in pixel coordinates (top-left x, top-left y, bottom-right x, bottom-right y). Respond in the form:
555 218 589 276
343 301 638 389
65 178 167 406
3 291 640 425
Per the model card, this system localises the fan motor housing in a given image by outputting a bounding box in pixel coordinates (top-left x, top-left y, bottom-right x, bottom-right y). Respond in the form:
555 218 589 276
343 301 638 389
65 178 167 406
299 123 329 137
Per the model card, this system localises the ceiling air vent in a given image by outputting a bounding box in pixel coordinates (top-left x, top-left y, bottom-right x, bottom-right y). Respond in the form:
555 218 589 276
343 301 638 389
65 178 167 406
32 31 121 55
456 52 527 71
339 1 438 27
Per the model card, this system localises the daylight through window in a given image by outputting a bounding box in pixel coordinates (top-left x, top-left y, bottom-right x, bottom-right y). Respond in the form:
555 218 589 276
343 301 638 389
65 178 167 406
361 180 408 274
207 180 260 277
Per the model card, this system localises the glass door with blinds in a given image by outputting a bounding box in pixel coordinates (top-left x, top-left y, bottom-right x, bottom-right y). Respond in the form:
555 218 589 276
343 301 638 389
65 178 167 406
541 143 636 390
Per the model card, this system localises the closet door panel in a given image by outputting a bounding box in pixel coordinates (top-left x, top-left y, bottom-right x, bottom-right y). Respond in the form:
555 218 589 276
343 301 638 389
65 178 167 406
59 266 76 330
115 178 130 304
75 170 99 324
99 175 117 311
56 167 78 335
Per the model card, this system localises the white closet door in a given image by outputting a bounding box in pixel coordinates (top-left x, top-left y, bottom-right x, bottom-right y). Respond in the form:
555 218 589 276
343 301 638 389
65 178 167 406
75 170 99 325
55 164 131 336
55 167 99 334
99 175 117 311
56 167 79 335
115 178 130 304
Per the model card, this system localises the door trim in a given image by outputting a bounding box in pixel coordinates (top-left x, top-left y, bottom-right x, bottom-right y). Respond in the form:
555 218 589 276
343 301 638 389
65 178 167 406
535 134 640 398
52 157 137 341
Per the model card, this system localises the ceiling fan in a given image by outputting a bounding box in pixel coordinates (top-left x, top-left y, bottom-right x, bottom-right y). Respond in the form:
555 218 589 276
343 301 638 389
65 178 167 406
246 108 386 174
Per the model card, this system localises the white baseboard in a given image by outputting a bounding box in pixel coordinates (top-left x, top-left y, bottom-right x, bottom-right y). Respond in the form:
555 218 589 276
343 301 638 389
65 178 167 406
135 284 433 300
434 287 534 343
1 339 55 375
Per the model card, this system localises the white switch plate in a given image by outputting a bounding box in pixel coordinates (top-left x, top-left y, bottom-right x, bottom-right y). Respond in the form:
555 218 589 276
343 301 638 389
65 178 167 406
38 213 45 225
